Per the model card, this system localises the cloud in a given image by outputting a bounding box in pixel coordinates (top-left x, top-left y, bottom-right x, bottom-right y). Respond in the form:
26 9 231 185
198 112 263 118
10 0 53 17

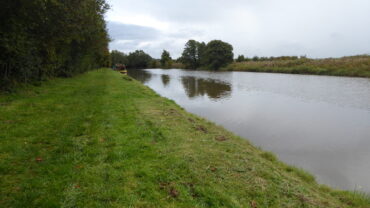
108 21 192 57
108 21 161 41
106 0 370 58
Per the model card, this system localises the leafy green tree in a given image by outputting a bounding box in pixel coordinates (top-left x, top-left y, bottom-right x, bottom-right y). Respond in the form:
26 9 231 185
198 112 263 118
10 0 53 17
160 50 172 68
111 50 128 67
180 40 199 69
197 42 207 66
236 55 246 62
204 40 234 70
252 56 259 61
150 59 160 68
127 50 152 69
180 40 207 69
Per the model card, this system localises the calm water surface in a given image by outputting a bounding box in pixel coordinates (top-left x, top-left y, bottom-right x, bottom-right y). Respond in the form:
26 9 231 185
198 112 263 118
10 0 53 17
129 69 370 192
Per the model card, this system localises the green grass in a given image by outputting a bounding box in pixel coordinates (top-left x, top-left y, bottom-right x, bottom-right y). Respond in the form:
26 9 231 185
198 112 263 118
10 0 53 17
223 55 370 78
0 69 369 207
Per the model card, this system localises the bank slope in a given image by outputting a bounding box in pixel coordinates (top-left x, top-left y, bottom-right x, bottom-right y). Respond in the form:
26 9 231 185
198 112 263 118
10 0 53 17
0 69 368 207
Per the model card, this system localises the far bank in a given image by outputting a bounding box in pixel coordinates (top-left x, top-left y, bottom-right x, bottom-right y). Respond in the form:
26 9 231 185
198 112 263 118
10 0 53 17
221 55 370 78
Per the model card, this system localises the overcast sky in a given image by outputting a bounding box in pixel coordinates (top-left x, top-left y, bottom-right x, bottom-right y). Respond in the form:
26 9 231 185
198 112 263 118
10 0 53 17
106 0 370 59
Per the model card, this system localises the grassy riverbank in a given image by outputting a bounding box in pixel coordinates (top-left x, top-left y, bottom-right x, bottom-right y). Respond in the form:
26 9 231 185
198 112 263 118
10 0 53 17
0 69 369 207
223 55 370 78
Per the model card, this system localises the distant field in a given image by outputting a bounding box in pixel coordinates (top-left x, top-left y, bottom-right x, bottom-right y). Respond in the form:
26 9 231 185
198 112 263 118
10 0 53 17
0 69 369 207
223 55 370 78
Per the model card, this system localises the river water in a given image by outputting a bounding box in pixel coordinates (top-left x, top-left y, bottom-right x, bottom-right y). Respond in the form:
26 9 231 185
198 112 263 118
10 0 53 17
128 68 370 192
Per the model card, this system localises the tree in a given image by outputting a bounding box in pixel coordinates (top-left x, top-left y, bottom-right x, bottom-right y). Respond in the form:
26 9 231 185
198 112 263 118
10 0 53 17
126 50 152 69
180 40 199 69
236 55 245 62
179 39 234 70
149 59 160 68
160 50 172 68
197 42 207 66
110 50 127 67
204 40 234 70
180 40 207 69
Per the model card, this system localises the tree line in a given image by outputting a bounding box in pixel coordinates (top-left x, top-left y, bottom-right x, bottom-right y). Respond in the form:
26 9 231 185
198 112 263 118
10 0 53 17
109 39 308 71
235 55 307 62
110 49 172 69
0 0 110 90
110 39 235 70
110 50 154 69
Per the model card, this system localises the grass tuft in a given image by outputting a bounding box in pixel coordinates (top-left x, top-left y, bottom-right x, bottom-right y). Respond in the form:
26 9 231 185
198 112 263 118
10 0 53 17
285 166 316 184
260 151 277 162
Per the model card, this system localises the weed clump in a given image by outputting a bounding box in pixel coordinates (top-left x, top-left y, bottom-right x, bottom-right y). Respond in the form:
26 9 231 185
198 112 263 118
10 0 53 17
260 152 277 162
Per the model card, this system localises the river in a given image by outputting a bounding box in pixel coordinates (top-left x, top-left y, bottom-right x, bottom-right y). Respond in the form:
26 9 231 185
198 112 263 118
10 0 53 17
128 68 370 193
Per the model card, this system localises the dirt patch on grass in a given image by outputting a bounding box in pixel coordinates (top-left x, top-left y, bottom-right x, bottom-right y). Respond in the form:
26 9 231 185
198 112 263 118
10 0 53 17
159 182 180 198
195 125 208 133
164 108 180 116
2 120 15 124
183 182 198 198
250 200 258 208
297 194 321 207
215 136 228 142
169 187 179 198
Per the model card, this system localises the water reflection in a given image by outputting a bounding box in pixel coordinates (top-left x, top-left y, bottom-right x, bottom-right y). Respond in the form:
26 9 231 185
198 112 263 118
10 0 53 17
161 74 170 87
181 76 231 99
127 69 152 83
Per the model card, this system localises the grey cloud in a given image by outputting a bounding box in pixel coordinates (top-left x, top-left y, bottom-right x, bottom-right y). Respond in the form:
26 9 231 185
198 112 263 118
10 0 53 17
109 36 187 58
108 21 161 41
108 21 169 57
167 29 204 39
109 40 140 53
108 0 233 23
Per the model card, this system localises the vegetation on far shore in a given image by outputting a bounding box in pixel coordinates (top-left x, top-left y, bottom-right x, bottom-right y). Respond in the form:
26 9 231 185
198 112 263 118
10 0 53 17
223 55 370 78
110 39 234 70
1 69 369 207
110 41 370 78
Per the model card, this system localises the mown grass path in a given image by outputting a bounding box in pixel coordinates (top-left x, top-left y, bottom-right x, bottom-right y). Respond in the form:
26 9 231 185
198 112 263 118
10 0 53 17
0 69 368 207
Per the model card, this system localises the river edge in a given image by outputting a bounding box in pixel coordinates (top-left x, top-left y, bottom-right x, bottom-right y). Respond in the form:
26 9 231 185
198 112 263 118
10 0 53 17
168 57 370 78
0 69 368 207
161 66 370 79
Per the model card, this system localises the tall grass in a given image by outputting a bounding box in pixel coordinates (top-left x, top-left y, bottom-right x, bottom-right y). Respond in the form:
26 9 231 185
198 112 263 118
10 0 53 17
224 55 370 78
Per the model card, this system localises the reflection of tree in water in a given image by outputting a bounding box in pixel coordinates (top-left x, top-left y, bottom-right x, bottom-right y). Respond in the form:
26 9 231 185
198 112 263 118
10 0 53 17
161 74 170 87
181 76 231 100
127 69 152 83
